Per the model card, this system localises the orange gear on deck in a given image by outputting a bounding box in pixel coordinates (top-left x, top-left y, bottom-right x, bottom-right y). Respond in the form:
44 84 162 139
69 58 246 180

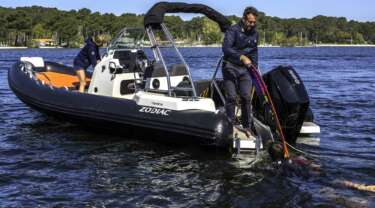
36 71 90 88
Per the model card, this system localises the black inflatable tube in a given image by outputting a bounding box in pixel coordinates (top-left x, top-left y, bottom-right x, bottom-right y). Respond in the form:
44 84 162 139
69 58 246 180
8 62 233 149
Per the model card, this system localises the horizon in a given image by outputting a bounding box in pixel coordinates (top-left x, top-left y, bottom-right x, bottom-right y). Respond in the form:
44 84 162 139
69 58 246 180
0 0 374 22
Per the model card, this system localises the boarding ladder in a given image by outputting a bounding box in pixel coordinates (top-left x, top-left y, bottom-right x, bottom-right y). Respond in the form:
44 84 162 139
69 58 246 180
210 56 263 157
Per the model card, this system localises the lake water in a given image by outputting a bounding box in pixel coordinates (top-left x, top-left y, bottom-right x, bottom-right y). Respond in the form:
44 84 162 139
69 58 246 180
0 47 374 207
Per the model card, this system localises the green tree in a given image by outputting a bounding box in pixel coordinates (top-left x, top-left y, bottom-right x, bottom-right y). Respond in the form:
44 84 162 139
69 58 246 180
6 10 32 46
1 5 375 47
32 23 46 38
77 8 92 37
184 17 204 42
165 16 185 40
0 16 7 44
201 17 222 44
54 15 79 47
353 32 365 44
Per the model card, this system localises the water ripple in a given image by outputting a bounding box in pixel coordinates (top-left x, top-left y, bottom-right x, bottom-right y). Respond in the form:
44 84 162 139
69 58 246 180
0 48 375 207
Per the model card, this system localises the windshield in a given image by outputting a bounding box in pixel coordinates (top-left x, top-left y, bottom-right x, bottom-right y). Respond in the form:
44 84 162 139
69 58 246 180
107 28 145 50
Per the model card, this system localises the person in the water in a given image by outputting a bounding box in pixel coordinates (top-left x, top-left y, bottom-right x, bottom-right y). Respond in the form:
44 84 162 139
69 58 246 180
73 35 104 92
222 6 259 136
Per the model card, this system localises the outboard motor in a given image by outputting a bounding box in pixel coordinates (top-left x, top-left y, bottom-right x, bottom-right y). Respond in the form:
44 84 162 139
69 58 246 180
253 66 309 144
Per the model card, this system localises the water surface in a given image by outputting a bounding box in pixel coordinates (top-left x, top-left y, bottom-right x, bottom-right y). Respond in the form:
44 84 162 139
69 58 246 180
0 47 374 207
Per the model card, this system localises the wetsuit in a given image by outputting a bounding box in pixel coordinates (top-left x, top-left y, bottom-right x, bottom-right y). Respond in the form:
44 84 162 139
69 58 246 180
222 21 259 128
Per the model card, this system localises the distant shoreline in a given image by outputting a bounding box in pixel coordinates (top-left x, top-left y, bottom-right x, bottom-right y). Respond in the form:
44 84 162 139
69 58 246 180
177 44 375 48
1 44 375 49
0 46 28 49
297 44 375 48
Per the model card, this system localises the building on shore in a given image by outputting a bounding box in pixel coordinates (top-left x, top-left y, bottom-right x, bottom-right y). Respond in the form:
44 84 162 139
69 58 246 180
31 38 57 47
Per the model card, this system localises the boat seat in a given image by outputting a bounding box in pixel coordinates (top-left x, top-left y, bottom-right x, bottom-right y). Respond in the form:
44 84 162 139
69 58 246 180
143 63 193 94
144 63 189 78
113 50 148 72
169 64 188 76
44 61 76 75
114 50 137 72
21 57 45 71
144 63 166 78
36 71 91 88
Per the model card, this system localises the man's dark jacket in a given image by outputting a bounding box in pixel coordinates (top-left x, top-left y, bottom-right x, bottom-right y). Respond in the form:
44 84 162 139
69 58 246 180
222 22 259 67
73 37 100 69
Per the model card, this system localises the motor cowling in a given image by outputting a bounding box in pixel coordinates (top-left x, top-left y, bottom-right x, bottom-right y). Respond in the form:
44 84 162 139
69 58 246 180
253 66 309 144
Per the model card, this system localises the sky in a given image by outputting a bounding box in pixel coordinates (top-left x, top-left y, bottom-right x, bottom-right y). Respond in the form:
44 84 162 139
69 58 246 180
1 0 374 22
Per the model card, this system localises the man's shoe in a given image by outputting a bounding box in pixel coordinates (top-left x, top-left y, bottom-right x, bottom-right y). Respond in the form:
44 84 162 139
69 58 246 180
233 125 255 138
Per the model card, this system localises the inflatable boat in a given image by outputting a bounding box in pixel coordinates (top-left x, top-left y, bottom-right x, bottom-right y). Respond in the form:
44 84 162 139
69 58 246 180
8 2 320 152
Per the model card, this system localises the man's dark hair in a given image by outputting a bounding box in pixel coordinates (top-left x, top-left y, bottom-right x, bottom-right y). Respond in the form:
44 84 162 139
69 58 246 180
243 6 258 18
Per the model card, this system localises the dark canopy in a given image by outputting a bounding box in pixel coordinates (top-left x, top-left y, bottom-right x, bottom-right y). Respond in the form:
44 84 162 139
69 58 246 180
144 2 231 33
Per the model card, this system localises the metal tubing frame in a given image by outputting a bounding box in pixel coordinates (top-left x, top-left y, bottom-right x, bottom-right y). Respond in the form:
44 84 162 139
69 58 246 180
161 23 198 98
210 56 226 105
146 26 173 96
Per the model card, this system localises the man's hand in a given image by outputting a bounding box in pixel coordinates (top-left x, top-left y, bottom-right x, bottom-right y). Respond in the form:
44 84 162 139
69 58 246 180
240 55 252 66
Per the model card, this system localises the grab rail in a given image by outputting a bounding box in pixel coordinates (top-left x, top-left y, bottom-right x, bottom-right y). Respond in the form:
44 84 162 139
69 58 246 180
210 56 226 105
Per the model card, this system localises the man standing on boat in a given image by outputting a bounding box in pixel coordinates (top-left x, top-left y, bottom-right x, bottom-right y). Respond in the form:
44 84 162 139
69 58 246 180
73 35 104 92
222 6 259 135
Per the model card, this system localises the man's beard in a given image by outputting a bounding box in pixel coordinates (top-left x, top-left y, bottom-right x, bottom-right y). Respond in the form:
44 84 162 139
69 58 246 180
244 25 256 34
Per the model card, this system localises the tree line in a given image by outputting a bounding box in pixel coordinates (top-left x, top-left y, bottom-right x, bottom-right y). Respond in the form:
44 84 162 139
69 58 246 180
1 6 375 47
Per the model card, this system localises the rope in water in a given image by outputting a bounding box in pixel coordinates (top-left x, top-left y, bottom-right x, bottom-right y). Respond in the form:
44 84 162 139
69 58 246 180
285 142 319 159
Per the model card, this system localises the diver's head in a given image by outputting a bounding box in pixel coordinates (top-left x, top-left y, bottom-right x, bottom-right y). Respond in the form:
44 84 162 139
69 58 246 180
242 6 258 33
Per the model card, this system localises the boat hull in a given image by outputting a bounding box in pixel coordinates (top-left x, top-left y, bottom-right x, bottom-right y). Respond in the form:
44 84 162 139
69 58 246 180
8 62 233 150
